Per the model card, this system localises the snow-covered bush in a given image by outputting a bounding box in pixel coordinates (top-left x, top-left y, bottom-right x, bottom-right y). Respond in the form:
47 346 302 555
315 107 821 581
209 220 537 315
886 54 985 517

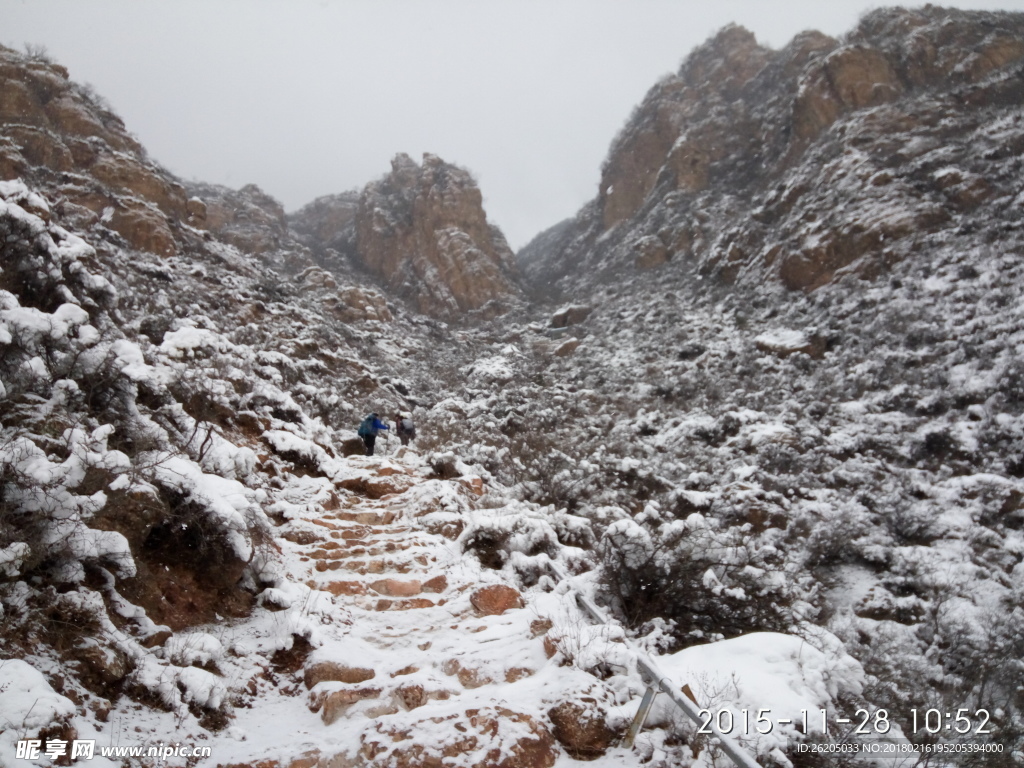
598 505 809 646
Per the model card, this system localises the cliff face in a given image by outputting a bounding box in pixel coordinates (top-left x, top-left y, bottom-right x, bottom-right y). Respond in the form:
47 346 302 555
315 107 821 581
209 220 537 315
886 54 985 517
521 7 1024 295
293 153 521 320
0 46 198 258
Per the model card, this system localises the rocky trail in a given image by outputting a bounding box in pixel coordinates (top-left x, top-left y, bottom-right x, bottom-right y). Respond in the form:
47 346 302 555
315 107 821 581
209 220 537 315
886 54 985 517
189 449 634 768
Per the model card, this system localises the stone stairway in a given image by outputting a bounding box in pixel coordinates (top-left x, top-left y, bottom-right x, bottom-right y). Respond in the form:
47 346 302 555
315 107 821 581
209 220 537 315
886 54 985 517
218 452 627 768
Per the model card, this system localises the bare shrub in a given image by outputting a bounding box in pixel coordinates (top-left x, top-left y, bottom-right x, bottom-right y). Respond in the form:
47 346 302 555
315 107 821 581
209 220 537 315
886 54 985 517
598 512 801 642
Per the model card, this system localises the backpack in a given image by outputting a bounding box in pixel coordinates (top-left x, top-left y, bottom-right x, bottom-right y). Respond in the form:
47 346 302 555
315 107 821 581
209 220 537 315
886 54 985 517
358 416 376 437
401 418 416 438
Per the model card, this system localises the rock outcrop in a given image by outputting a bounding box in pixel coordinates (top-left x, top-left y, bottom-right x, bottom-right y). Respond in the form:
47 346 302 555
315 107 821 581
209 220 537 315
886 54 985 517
294 153 521 320
0 45 193 257
520 7 1024 297
289 190 359 259
188 181 290 256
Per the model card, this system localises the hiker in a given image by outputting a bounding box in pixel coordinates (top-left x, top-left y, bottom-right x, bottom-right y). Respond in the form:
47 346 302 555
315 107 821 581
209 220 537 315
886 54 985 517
395 411 416 446
357 412 389 456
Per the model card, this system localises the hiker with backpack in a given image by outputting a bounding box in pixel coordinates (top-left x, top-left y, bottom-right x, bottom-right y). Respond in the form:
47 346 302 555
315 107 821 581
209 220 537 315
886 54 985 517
357 412 389 456
394 411 416 446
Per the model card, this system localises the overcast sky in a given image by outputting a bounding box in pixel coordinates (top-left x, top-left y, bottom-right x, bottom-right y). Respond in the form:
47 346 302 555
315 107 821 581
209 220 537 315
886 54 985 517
4 1 1024 248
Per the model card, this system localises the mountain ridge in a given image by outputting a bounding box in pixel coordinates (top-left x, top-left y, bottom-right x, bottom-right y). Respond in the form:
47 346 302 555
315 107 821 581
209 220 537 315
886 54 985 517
518 6 1024 300
4 8 1024 766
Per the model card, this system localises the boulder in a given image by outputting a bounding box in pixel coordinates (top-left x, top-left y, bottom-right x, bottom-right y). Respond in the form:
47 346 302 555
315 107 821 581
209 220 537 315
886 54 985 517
754 329 826 359
304 662 376 689
395 683 428 711
457 476 485 496
442 659 494 689
71 641 132 689
311 686 382 725
553 338 581 358
186 196 207 226
548 700 619 760
421 575 448 593
326 286 393 323
338 473 415 499
341 437 367 457
470 585 523 616
633 235 670 269
530 618 554 638
344 707 556 768
551 305 592 328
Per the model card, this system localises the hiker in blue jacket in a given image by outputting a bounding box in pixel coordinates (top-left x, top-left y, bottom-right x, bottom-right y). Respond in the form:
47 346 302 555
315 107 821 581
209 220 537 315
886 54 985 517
357 412 389 456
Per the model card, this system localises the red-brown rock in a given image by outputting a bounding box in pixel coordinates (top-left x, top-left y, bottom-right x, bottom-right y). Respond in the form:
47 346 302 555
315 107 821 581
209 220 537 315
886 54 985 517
349 707 556 768
470 585 523 616
547 700 619 760
421 575 448 593
369 579 422 598
350 152 520 319
303 662 375 689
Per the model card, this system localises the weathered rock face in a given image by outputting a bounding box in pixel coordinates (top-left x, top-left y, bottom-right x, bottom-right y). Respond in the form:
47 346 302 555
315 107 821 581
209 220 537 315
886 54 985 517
289 190 360 256
521 7 1024 298
350 153 520 319
0 47 309 271
598 25 773 231
0 45 190 257
189 181 289 256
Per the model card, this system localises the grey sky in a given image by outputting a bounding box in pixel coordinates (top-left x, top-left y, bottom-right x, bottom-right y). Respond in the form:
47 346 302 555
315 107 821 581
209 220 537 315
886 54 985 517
4 0 1024 248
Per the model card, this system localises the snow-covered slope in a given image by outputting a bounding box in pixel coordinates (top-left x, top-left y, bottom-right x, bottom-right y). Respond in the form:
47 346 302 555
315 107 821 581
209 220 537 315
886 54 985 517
523 7 1024 299
4 8 1024 766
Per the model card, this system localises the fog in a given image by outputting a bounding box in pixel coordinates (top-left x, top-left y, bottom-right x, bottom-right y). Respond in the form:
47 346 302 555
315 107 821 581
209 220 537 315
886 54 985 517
4 0 1023 247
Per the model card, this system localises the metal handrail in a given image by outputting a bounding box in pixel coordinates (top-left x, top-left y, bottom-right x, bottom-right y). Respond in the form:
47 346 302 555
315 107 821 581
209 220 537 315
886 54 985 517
551 564 763 768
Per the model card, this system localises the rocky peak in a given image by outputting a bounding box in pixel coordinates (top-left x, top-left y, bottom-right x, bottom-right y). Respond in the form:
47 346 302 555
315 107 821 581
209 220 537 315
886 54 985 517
678 24 772 96
597 25 774 232
300 152 521 320
188 181 289 257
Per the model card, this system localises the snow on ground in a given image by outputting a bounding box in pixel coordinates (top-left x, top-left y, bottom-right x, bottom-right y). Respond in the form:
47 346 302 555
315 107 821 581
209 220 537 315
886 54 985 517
5 444 856 768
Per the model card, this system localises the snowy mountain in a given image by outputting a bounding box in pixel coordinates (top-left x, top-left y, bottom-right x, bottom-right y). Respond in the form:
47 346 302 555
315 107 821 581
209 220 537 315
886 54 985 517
2 6 1024 767
524 7 1024 296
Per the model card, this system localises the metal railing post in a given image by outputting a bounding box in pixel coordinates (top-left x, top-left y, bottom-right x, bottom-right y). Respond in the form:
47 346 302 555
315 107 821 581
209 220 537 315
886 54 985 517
623 686 658 748
570 590 763 768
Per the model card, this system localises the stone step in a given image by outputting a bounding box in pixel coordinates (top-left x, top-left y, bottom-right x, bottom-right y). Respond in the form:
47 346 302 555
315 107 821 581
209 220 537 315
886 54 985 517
356 596 443 612
313 575 447 599
310 541 431 562
312 556 429 575
369 575 448 597
320 580 367 596
330 510 400 525
328 526 412 540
